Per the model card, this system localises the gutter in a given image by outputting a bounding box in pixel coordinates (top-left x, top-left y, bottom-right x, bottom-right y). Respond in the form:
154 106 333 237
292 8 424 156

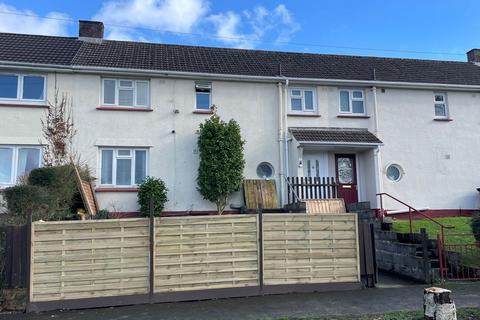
297 141 383 147
2 60 480 91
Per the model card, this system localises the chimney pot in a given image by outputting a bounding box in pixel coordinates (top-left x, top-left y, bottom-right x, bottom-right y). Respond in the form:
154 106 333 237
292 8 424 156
467 49 480 64
79 20 104 40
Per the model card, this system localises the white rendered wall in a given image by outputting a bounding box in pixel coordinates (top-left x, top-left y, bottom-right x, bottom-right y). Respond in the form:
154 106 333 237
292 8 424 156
1 70 479 212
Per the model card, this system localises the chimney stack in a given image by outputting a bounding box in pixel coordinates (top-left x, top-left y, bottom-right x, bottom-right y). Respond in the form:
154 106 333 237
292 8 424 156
79 20 104 41
467 49 480 64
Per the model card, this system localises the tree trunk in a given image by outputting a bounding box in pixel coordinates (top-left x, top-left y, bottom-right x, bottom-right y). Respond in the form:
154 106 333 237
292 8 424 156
424 287 456 320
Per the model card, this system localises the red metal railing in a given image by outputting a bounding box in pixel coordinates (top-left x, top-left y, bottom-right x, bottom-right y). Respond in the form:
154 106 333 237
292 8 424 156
377 192 452 234
377 192 455 279
440 232 480 280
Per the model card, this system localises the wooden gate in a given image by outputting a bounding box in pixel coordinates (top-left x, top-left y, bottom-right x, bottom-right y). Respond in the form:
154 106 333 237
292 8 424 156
286 177 338 204
2 225 29 289
439 230 480 281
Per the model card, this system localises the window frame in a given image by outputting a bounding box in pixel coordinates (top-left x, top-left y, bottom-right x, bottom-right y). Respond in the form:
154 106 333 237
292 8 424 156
98 147 149 187
385 163 404 182
0 73 47 103
101 78 150 108
338 89 366 115
433 92 449 119
288 87 317 113
195 82 212 110
0 145 42 186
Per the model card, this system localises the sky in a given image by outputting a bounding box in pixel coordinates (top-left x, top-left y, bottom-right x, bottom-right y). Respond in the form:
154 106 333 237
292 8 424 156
0 0 477 61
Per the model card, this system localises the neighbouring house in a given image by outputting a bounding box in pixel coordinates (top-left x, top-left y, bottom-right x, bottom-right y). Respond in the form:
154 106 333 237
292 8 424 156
1 20 480 215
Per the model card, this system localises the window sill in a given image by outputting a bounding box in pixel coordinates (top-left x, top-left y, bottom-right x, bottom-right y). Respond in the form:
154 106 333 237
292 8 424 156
192 110 214 115
97 106 153 112
433 118 453 122
0 103 48 108
95 187 139 193
337 114 370 119
287 113 321 117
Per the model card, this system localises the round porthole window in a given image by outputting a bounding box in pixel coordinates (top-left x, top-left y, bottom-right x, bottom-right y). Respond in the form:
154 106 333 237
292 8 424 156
256 162 274 179
386 164 403 182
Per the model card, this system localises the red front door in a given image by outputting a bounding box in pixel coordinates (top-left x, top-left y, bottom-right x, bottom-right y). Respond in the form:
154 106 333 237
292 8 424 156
335 154 358 205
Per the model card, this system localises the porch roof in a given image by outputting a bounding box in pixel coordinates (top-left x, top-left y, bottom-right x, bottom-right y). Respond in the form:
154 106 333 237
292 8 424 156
289 127 383 146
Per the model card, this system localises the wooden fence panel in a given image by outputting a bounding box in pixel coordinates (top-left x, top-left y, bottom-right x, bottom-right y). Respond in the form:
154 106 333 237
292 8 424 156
305 199 346 214
30 219 150 302
154 215 259 293
262 213 359 285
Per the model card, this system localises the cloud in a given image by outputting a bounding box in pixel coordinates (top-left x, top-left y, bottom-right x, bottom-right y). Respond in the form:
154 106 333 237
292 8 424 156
0 3 70 36
94 0 209 40
93 0 300 49
208 11 259 49
210 4 300 49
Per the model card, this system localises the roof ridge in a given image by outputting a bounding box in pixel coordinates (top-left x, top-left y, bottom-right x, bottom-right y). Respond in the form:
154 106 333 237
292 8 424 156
0 31 470 65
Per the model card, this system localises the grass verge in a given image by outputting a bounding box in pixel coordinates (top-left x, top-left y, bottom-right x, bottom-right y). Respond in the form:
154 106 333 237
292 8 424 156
273 307 480 319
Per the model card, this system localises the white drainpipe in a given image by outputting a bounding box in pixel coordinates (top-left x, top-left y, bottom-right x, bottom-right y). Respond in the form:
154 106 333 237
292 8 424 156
283 79 290 205
372 86 384 207
277 82 285 206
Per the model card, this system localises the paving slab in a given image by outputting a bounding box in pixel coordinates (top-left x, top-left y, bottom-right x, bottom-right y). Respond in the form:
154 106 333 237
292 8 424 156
1 282 479 320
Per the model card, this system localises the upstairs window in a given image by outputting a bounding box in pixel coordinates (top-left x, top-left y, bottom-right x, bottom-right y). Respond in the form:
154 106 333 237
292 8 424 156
289 88 316 113
102 79 150 108
99 148 148 186
434 93 448 118
0 146 42 185
0 74 46 102
195 82 211 110
339 89 365 115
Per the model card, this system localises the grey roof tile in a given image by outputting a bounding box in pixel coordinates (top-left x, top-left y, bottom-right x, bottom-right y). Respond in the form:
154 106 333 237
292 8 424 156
1 32 480 86
290 127 383 144
0 33 81 66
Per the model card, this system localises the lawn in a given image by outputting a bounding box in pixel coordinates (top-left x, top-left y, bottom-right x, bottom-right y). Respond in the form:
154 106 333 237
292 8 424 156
392 217 475 245
273 307 480 319
392 216 479 268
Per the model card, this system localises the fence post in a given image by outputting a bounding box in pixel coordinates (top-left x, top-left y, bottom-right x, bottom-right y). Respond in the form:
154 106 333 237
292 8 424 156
257 209 264 293
420 228 431 283
149 198 155 303
25 209 32 312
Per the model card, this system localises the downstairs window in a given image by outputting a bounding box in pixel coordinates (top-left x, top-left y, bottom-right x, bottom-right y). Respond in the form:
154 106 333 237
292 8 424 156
0 146 42 185
99 148 148 186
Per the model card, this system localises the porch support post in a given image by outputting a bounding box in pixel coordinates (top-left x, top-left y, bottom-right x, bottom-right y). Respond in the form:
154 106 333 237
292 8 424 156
373 146 383 209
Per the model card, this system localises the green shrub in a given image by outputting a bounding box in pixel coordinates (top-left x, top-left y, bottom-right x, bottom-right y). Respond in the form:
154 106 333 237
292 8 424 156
4 164 93 222
137 177 168 217
197 114 245 214
28 166 61 187
94 209 111 220
2 185 58 223
472 212 480 242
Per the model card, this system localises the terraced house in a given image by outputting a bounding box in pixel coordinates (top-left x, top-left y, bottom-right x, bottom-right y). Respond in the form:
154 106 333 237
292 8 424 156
1 20 480 215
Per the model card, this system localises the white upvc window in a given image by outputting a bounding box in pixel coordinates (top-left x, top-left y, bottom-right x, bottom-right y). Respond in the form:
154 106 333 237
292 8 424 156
102 79 150 108
434 92 449 118
0 145 42 185
339 89 366 115
0 73 46 103
195 82 212 110
99 148 148 186
289 88 316 113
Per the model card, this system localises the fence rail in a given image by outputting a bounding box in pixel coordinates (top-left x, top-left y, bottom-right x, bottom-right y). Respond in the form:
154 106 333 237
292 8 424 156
25 212 363 312
286 177 338 204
